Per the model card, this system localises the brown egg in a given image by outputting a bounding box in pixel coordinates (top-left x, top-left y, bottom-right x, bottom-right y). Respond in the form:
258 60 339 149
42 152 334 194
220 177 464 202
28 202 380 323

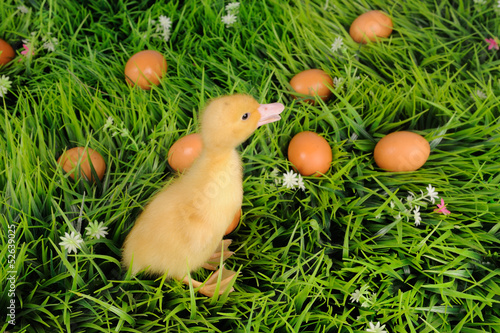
287 131 332 176
349 10 393 44
374 131 430 172
167 133 203 172
57 147 106 181
290 69 333 104
124 50 167 90
0 39 15 66
225 209 241 235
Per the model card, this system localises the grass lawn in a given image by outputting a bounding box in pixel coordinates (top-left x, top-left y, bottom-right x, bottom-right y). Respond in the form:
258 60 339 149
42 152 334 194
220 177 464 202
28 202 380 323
1 0 499 332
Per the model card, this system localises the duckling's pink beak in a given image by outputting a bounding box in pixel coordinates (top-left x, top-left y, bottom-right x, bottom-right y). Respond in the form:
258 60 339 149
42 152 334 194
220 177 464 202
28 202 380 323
257 103 285 127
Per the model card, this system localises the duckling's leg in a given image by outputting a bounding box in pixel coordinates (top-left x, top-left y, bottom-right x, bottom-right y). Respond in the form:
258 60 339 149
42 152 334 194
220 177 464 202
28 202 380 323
202 239 234 271
182 265 238 297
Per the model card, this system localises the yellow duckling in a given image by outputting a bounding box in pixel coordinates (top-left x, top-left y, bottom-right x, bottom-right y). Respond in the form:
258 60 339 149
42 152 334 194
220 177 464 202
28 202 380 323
122 94 284 296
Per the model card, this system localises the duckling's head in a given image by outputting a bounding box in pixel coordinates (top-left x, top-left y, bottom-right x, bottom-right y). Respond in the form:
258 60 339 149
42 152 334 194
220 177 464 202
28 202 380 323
200 94 284 151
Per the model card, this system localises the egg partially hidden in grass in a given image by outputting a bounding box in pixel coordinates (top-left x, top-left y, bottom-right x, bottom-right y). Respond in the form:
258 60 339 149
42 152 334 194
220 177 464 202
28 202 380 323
290 69 333 104
349 10 393 44
288 131 332 176
167 133 203 173
57 147 106 181
0 39 15 66
373 131 430 172
125 50 167 90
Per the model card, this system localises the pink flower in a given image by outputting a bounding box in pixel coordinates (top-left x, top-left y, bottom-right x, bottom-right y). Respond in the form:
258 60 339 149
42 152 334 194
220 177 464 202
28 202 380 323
485 38 499 50
434 198 451 215
19 44 35 62
21 44 34 56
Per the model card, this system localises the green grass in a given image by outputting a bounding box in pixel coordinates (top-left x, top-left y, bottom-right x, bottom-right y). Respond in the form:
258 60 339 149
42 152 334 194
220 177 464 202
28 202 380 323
1 0 499 332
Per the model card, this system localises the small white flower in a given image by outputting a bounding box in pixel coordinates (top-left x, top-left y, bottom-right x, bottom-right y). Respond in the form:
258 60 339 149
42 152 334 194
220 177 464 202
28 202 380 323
470 89 487 100
158 15 172 30
270 168 281 185
222 13 237 27
413 206 422 226
120 127 130 137
85 221 109 240
282 170 299 189
270 168 280 178
332 77 344 89
42 34 58 52
161 30 172 42
366 321 388 333
297 174 305 191
0 75 12 98
103 116 114 131
59 231 84 254
225 2 240 12
473 0 486 4
350 289 362 303
330 37 344 53
389 201 395 209
17 5 29 13
154 16 173 42
425 184 439 204
406 192 415 208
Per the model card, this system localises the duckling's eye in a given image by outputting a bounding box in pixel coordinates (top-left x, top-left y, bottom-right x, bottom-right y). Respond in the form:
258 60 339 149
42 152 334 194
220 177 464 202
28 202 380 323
241 113 250 120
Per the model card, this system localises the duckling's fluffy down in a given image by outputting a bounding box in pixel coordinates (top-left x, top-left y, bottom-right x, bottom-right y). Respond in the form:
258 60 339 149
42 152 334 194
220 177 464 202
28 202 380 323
122 94 267 279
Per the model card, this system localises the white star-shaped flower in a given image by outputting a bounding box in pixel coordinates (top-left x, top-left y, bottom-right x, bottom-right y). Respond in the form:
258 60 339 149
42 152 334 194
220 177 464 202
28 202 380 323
425 184 439 204
297 174 305 191
225 2 240 12
59 231 84 254
103 116 114 131
282 170 299 189
0 75 12 98
120 127 130 137
42 35 58 52
366 321 388 333
85 221 109 240
222 13 237 27
270 168 281 185
470 89 487 100
330 36 344 52
413 206 422 226
332 77 344 89
17 5 29 13
350 289 362 303
158 15 172 30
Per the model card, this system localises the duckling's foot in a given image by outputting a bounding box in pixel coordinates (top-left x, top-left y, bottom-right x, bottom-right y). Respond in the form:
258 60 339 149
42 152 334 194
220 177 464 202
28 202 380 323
202 239 234 271
183 266 238 297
